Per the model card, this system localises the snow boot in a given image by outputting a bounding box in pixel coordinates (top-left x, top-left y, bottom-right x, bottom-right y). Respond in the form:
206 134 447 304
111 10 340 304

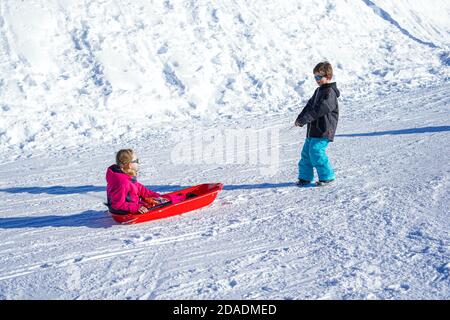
315 179 335 187
296 179 311 187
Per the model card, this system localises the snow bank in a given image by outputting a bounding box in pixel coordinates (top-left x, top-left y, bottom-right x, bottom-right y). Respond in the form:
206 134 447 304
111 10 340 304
0 0 449 160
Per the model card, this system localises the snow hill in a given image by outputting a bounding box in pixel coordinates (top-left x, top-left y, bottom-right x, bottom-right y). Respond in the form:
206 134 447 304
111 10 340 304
0 0 449 300
0 0 449 160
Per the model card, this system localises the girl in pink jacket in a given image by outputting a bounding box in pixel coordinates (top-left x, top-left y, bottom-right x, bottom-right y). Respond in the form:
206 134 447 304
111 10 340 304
106 149 181 214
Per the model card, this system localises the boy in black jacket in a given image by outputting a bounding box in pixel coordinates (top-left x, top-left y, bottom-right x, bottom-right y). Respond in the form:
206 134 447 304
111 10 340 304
294 61 340 186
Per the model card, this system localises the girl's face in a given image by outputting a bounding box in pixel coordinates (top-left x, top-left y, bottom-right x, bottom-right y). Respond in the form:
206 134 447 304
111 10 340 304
314 73 331 86
130 154 139 172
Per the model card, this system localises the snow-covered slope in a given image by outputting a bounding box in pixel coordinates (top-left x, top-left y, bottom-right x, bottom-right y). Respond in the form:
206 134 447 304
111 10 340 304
0 0 449 300
0 83 449 299
0 0 449 160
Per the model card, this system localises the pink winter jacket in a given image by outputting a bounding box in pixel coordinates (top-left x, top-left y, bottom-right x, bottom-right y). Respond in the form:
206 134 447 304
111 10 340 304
106 165 167 214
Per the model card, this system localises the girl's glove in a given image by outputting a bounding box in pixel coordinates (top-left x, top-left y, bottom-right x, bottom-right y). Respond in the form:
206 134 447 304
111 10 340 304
144 197 170 207
138 206 149 214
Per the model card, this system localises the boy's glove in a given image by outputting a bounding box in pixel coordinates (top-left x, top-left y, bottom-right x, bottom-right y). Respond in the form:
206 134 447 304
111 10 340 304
294 114 304 127
294 119 304 127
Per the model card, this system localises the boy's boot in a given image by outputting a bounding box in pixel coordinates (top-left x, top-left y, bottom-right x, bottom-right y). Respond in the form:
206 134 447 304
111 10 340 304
296 179 311 186
315 179 335 187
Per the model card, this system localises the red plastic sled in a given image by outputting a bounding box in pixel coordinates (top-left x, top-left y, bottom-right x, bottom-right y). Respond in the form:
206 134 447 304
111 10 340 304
109 183 224 224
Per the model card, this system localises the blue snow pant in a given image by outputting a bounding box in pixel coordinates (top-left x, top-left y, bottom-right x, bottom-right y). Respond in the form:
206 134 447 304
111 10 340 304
298 137 335 182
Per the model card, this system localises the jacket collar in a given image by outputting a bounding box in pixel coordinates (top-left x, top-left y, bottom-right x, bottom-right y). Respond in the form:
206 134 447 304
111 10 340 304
319 82 340 97
109 165 137 183
110 164 124 173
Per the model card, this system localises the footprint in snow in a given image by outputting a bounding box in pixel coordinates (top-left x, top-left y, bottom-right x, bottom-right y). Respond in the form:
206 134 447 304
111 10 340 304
40 263 53 269
201 228 218 237
384 283 410 294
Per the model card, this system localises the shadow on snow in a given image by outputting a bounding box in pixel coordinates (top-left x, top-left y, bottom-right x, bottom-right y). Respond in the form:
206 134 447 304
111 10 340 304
0 210 115 229
0 183 295 196
336 125 450 138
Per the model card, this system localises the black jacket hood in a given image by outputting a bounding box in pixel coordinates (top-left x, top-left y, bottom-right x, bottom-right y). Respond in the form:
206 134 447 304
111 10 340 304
320 82 340 98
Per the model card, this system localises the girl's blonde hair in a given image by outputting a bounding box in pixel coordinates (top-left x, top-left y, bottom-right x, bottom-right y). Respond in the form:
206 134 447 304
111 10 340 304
115 149 137 176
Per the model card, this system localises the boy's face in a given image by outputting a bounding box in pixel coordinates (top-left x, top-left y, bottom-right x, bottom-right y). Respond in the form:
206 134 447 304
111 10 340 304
314 73 331 86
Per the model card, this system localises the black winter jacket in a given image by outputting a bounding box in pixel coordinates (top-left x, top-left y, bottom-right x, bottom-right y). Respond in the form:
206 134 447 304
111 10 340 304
295 82 340 142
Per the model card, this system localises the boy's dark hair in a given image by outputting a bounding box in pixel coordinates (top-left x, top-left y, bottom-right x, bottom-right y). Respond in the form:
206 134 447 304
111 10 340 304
313 61 333 79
